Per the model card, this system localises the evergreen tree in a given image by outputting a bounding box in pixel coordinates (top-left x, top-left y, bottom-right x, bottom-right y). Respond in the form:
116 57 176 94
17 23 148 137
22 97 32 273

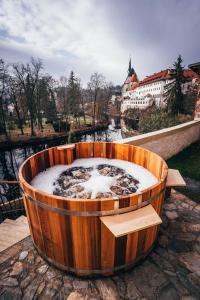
174 55 184 114
164 55 184 114
67 71 81 125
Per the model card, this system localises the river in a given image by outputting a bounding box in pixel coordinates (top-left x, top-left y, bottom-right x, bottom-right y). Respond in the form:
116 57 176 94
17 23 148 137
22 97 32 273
0 117 136 187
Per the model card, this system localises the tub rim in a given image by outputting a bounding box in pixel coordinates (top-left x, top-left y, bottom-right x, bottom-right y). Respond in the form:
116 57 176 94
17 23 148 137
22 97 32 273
19 142 168 203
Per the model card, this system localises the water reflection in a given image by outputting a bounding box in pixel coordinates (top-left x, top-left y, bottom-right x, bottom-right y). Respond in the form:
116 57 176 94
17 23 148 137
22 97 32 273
0 117 137 201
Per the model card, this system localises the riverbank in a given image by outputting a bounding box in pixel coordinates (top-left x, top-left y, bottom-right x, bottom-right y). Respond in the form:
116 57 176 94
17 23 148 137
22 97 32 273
0 124 109 150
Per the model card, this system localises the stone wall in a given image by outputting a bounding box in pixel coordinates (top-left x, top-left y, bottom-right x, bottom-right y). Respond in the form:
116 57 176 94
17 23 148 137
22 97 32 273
116 119 200 159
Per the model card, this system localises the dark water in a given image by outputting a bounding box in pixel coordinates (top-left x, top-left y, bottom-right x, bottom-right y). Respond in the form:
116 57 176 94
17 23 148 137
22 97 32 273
0 118 128 195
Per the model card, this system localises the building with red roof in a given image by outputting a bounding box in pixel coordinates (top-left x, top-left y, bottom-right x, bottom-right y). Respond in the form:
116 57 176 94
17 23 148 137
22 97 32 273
121 66 198 113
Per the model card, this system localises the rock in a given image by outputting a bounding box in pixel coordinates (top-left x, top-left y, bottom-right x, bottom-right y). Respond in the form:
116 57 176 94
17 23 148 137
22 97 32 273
126 278 141 299
186 224 200 232
112 276 126 299
98 167 110 176
35 255 44 264
130 261 168 299
179 252 200 273
164 203 176 211
95 279 119 300
67 292 89 300
27 252 35 264
150 252 175 272
39 287 56 299
19 250 28 261
157 283 179 300
69 185 84 193
194 205 200 213
193 241 200 254
159 235 169 248
72 170 90 180
63 279 73 294
96 192 112 198
180 202 190 209
78 192 92 199
45 270 57 280
169 239 191 253
21 272 36 289
176 233 196 242
0 287 22 300
163 270 176 277
161 215 169 228
73 279 89 290
23 277 41 300
36 281 46 295
51 278 62 289
187 272 200 295
37 264 48 274
1 277 18 287
110 185 124 195
10 262 23 276
188 271 200 284
181 297 197 300
165 211 178 220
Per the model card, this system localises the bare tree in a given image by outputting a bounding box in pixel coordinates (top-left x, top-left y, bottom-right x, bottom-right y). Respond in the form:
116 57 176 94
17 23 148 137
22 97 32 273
13 57 43 135
57 76 68 121
0 59 8 137
7 76 24 135
87 72 105 126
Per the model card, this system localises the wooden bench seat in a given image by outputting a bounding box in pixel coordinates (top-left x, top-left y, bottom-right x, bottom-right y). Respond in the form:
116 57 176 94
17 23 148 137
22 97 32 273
166 169 186 187
100 204 162 237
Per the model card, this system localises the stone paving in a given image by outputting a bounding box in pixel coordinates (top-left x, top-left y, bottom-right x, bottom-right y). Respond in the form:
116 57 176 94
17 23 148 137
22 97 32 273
0 190 200 300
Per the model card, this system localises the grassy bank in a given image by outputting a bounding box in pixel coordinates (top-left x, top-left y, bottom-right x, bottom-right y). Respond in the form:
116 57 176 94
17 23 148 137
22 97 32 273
167 140 200 202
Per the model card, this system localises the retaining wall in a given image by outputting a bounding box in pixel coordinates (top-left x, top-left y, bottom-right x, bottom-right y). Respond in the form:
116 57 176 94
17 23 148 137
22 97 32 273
116 119 200 159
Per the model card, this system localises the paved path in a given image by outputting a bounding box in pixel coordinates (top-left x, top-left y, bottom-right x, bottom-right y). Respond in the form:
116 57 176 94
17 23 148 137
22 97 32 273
0 190 200 299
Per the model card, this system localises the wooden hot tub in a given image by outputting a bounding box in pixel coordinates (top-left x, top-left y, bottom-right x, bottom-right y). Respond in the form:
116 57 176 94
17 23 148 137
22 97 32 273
19 142 168 276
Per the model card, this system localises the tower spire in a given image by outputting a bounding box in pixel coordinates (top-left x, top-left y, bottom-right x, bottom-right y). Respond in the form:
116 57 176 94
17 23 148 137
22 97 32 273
128 55 131 75
128 56 135 76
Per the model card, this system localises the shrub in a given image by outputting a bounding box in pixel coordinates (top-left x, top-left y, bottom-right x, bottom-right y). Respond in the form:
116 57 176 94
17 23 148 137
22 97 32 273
138 106 192 133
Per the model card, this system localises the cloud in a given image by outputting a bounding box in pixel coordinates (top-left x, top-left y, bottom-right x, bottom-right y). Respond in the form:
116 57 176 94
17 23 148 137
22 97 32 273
0 0 200 85
0 0 128 84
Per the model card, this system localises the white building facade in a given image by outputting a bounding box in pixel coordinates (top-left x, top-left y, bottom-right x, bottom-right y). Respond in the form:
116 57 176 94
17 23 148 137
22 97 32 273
121 69 197 113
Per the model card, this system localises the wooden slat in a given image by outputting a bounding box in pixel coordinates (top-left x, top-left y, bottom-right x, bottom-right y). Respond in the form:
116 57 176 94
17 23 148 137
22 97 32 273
166 169 186 187
100 205 162 238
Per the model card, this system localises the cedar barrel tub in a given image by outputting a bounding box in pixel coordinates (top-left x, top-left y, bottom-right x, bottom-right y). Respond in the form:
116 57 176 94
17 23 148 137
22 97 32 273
19 142 168 276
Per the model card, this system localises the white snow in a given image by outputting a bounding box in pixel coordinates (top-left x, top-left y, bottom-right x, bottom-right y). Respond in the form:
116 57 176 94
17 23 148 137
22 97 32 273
31 158 158 198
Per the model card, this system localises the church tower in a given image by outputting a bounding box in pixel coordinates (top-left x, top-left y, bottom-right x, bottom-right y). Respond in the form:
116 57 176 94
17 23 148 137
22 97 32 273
122 58 138 95
128 58 135 76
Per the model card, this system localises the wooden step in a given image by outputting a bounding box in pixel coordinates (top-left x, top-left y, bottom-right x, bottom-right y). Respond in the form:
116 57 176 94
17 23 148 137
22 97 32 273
3 219 16 225
0 216 30 253
14 215 28 224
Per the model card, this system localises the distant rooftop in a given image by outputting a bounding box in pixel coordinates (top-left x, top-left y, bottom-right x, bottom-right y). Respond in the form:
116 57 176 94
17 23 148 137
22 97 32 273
188 62 200 75
127 69 197 91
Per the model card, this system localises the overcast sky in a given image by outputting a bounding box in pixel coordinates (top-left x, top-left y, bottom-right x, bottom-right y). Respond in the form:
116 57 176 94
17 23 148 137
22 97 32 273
0 0 199 86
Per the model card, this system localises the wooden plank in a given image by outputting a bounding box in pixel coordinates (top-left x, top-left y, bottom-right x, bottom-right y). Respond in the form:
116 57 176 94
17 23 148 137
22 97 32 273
166 169 186 187
100 204 162 238
0 217 30 253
